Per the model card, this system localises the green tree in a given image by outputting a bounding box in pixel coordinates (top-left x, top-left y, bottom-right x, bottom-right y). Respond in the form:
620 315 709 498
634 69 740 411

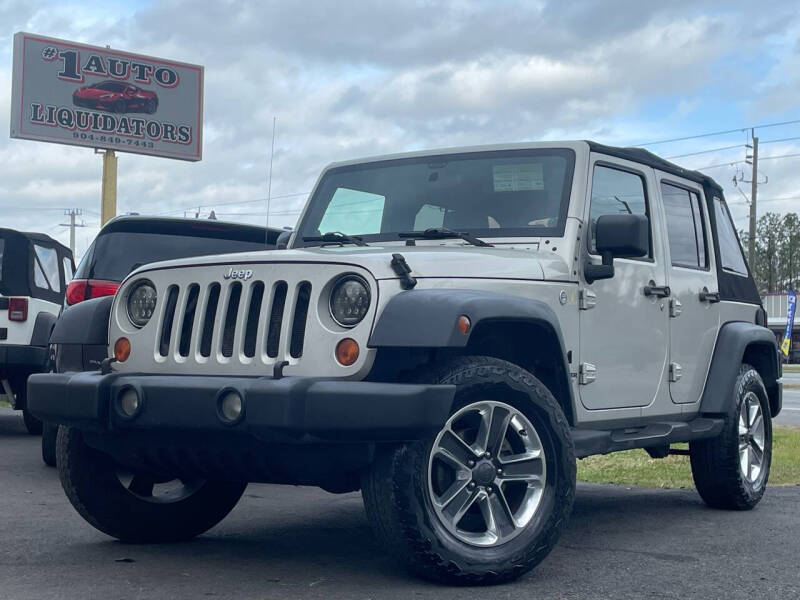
755 212 783 292
780 213 800 291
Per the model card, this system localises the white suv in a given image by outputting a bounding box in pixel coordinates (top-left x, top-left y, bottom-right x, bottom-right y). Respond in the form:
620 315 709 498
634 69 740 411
0 228 73 433
29 142 781 584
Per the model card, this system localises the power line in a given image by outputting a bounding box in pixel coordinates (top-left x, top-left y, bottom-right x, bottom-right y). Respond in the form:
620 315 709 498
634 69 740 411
664 144 744 159
153 191 310 216
635 118 800 146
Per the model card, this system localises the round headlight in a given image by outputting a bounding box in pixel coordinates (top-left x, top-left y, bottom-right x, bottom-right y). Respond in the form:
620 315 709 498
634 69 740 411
329 275 370 327
126 280 157 328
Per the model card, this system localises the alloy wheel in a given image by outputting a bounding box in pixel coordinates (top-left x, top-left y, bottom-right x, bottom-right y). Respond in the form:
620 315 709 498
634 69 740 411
427 400 546 547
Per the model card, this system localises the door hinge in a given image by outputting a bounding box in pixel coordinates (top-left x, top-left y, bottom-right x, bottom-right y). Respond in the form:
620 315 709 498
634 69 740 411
579 289 597 310
669 362 683 382
669 298 682 318
579 363 596 385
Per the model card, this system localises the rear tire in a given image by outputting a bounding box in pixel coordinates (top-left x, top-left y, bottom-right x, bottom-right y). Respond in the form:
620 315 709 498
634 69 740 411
42 422 58 467
362 356 575 584
57 426 247 542
23 409 43 435
690 364 772 510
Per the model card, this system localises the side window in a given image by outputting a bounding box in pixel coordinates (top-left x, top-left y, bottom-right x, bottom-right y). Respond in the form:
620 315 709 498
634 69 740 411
414 204 446 230
0 239 4 281
63 257 74 283
661 182 707 269
589 165 649 255
714 197 748 276
318 187 385 236
34 244 61 292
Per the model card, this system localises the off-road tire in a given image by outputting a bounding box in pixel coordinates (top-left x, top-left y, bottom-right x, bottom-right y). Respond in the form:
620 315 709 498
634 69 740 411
362 356 575 585
42 422 58 467
57 426 247 542
690 364 772 510
22 409 43 435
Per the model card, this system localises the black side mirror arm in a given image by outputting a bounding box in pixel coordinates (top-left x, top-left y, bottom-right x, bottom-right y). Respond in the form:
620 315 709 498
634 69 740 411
583 251 615 284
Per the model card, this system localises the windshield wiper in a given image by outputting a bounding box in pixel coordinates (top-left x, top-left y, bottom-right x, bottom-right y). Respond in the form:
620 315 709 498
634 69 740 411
398 227 493 247
302 232 369 247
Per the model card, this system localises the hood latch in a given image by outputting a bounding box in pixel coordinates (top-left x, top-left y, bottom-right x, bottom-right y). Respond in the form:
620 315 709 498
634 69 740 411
390 253 417 290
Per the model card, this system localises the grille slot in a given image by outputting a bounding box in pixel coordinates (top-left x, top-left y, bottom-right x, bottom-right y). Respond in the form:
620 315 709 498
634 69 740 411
290 282 312 358
200 283 221 358
243 281 264 358
221 282 242 358
266 281 288 358
178 284 200 357
158 286 179 357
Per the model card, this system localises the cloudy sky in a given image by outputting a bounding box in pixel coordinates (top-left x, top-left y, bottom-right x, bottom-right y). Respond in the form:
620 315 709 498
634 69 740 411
2 0 800 259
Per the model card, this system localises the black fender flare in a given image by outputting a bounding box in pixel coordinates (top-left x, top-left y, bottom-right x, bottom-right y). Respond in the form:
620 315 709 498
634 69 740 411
368 288 573 411
30 312 58 346
50 296 113 346
700 321 781 417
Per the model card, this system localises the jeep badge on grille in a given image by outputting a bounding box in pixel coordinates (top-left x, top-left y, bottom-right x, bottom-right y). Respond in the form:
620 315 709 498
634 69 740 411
223 267 253 281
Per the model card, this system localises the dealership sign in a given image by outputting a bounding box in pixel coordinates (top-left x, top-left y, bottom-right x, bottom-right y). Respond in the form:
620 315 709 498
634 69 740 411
10 32 203 161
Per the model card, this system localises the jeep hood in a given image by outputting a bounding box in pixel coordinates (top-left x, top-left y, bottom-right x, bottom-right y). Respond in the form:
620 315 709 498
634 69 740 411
130 245 572 282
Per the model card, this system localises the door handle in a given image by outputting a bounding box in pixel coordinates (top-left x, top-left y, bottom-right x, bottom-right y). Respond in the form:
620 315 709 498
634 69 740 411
643 281 670 298
699 287 720 303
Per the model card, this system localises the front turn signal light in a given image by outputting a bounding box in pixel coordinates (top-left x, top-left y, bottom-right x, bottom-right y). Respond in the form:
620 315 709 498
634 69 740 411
114 337 131 362
336 338 360 366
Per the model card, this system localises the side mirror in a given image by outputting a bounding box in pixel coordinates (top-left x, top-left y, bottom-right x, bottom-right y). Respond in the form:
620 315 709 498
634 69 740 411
584 214 649 283
275 229 292 250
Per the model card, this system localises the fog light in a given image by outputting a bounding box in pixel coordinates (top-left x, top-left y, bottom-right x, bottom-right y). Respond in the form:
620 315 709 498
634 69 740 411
218 391 244 424
335 338 360 366
118 387 141 418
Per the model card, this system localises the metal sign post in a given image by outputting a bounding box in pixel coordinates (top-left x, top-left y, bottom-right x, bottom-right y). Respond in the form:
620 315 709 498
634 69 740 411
100 149 117 225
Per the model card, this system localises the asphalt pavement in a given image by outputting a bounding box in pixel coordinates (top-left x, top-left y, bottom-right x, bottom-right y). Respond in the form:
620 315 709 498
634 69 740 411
1 406 799 600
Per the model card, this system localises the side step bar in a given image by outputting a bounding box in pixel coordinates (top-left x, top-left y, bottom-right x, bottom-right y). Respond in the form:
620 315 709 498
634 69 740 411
571 417 725 458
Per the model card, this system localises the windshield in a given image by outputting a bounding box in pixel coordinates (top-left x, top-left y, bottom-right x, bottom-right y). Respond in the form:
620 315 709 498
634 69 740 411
296 148 575 245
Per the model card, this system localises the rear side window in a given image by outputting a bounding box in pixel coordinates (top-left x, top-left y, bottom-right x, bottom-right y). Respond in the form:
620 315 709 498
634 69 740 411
63 257 74 282
589 165 650 255
713 197 748 276
661 182 707 269
34 244 61 292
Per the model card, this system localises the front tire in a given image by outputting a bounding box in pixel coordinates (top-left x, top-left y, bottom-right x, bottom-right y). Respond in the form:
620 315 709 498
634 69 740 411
42 422 58 466
23 409 43 435
57 426 247 542
690 364 772 510
362 356 575 584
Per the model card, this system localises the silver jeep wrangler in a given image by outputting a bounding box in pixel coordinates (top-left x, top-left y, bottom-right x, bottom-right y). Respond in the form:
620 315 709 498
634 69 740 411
29 141 781 584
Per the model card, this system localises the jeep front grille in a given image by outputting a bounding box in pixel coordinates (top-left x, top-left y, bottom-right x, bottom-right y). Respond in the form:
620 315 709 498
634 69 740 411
156 278 314 362
111 262 376 378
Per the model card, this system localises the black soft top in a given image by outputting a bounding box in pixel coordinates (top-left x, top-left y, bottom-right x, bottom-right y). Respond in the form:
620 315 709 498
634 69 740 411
0 227 73 303
586 141 724 194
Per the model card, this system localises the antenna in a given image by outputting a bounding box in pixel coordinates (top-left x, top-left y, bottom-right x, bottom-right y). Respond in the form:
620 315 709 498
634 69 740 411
265 116 276 246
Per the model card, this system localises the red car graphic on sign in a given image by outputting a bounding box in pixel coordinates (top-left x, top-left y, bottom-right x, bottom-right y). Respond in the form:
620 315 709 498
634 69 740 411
72 80 159 115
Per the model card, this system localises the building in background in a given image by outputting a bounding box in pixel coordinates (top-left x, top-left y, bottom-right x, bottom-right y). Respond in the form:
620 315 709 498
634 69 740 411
763 292 800 363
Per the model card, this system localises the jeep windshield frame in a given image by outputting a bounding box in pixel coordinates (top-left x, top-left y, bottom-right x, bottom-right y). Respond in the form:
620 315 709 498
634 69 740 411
295 148 576 247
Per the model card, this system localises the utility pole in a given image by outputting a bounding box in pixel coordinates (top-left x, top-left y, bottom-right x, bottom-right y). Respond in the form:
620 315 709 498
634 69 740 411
60 208 85 256
748 131 759 267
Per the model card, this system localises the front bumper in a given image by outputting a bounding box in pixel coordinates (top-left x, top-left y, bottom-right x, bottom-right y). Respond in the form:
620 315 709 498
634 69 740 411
27 371 455 443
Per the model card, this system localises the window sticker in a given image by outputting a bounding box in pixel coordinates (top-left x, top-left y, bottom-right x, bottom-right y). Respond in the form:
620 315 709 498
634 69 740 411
493 163 544 192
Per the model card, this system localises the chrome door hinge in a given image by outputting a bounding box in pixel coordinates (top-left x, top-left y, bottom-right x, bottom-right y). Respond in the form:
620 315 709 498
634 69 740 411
579 363 596 385
579 289 597 310
669 362 683 382
669 298 682 318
